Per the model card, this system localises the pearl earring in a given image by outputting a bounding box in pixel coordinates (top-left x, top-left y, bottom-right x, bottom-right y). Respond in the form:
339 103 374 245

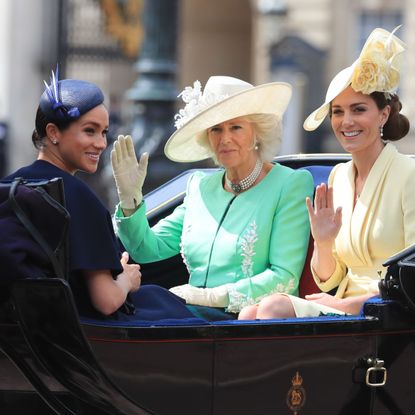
52 139 58 144
379 126 384 138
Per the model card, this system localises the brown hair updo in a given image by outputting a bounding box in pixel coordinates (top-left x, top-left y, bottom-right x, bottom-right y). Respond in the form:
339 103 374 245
370 92 410 141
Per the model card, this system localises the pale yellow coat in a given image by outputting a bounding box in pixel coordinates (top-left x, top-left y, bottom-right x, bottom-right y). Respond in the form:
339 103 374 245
290 144 415 316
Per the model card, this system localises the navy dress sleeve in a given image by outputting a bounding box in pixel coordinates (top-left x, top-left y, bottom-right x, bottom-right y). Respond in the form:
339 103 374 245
4 161 122 317
3 160 196 321
4 161 122 271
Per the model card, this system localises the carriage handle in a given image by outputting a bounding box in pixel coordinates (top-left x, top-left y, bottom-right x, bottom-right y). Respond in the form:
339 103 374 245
366 358 387 387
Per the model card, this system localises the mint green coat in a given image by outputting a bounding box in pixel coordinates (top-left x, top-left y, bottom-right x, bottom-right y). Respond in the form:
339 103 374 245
115 164 314 313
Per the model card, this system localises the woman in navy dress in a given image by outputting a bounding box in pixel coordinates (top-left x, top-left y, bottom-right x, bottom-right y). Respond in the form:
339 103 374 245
3 70 194 321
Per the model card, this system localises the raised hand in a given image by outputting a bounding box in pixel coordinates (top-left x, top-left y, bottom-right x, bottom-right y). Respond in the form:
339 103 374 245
111 135 149 210
306 183 342 247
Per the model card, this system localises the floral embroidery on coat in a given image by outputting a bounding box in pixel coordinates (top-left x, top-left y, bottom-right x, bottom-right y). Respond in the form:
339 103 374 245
225 221 296 313
240 221 258 279
227 278 296 314
180 222 192 274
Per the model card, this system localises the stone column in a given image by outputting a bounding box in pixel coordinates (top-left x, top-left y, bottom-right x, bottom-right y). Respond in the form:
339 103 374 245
127 0 190 192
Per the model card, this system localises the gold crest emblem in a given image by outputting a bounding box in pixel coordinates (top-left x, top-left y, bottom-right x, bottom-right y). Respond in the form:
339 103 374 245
286 371 306 414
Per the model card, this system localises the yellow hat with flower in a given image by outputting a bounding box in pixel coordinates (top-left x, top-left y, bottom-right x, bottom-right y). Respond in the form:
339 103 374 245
303 26 407 131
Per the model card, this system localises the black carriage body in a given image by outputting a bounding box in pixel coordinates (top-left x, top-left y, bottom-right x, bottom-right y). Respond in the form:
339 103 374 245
84 304 415 415
1 154 415 415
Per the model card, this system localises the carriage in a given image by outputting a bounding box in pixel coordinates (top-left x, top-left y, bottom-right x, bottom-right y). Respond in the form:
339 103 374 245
1 154 415 415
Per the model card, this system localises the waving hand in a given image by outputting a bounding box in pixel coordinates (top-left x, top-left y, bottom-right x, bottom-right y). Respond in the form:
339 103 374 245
111 135 149 210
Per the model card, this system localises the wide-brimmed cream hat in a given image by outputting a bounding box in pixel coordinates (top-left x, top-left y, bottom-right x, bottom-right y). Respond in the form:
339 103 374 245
303 26 406 131
164 76 292 162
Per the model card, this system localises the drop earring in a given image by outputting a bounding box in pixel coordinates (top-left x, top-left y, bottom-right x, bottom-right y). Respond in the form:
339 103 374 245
52 139 58 145
379 126 384 138
252 138 259 151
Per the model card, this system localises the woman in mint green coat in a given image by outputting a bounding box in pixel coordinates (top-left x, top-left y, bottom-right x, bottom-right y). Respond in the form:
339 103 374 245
111 76 314 319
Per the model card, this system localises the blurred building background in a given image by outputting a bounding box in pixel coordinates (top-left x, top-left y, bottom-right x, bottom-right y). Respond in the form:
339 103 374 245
1 0 414 206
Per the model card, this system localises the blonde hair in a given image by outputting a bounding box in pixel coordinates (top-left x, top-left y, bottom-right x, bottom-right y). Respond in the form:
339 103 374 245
197 113 282 165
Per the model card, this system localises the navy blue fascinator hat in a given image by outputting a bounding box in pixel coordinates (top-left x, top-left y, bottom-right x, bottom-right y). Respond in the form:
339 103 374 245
39 68 104 123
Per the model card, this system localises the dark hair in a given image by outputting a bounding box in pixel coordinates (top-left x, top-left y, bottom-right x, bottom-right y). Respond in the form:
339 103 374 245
32 106 73 150
370 92 410 141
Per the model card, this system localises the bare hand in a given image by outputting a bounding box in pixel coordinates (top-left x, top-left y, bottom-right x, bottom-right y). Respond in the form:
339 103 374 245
305 291 375 315
305 292 343 309
305 293 349 313
120 251 141 292
306 183 342 247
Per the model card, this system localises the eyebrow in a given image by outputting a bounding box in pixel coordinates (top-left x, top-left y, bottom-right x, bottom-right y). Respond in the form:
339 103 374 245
81 120 109 129
209 119 245 129
332 102 368 108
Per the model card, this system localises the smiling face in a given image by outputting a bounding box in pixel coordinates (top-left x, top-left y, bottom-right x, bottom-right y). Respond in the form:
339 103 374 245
330 86 390 155
45 104 109 174
207 116 257 171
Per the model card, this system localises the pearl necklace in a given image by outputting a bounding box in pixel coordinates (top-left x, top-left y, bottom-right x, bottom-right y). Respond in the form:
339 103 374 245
225 159 263 194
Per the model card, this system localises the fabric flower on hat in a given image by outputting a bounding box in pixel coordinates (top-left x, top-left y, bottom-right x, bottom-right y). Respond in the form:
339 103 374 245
174 80 229 129
303 26 406 131
174 81 202 129
351 27 404 95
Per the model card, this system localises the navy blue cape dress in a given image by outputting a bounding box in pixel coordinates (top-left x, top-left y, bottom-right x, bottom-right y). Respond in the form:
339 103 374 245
3 160 195 322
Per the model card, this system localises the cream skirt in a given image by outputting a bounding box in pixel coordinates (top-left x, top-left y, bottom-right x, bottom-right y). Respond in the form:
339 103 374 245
282 294 347 317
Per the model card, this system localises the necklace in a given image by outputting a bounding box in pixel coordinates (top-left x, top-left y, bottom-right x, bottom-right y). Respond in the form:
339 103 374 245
225 158 263 194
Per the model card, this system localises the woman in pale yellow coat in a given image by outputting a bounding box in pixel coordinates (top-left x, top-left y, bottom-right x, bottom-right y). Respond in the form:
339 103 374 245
238 26 415 319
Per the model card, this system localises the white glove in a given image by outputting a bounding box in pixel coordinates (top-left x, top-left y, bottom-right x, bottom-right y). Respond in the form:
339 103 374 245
169 284 230 308
111 135 149 210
